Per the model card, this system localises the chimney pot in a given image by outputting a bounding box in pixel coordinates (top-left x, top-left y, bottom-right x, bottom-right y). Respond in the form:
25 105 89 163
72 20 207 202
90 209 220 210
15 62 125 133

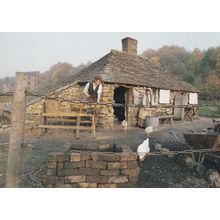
122 37 138 55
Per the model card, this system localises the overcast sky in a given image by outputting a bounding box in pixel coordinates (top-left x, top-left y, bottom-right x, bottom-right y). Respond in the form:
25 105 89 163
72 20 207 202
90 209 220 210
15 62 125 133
0 32 220 78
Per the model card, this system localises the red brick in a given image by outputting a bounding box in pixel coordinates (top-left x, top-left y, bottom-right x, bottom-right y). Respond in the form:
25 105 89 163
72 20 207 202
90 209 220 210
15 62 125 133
108 162 127 169
100 169 120 176
65 175 86 183
108 176 128 183
86 161 107 169
121 168 140 176
79 168 100 176
77 183 97 188
87 176 108 183
98 183 117 188
70 152 81 162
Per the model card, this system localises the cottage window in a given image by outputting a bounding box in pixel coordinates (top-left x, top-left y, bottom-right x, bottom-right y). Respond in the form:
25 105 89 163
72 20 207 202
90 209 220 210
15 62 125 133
189 93 198 105
159 89 170 104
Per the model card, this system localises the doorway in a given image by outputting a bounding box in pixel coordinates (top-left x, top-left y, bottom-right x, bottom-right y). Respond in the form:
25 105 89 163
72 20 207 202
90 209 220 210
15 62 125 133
113 86 129 122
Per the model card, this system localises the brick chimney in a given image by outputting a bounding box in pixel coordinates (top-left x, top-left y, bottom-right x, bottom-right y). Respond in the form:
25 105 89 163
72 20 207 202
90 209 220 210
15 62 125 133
122 37 138 55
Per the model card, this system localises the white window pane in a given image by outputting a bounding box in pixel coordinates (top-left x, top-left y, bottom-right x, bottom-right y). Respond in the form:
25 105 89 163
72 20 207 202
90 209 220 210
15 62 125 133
189 93 198 104
159 89 170 104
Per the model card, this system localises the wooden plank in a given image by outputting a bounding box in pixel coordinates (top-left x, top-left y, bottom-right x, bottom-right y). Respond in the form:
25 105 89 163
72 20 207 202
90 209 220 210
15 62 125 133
173 95 187 120
42 112 93 117
6 72 28 188
39 125 93 130
47 118 92 123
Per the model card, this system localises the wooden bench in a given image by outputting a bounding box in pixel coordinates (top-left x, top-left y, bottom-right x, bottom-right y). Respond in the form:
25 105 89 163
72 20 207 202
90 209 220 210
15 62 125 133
39 111 96 139
158 115 174 125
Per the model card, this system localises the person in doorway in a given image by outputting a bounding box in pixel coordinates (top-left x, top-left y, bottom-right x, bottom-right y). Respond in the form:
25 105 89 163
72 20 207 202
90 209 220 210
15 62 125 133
138 88 152 128
82 75 103 103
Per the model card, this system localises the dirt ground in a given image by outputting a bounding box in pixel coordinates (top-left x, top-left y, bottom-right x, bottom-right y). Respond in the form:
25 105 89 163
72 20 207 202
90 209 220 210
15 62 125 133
0 117 217 188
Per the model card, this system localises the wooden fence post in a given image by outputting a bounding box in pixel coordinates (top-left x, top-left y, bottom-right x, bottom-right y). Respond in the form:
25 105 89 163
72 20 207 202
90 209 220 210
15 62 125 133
6 72 28 188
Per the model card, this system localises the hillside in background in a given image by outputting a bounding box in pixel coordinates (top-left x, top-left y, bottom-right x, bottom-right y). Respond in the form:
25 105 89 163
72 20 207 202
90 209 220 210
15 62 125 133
142 46 220 100
0 61 91 95
1 45 220 101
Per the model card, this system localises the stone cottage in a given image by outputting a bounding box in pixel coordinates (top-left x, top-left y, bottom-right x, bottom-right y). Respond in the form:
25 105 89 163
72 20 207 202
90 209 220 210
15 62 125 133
4 37 198 129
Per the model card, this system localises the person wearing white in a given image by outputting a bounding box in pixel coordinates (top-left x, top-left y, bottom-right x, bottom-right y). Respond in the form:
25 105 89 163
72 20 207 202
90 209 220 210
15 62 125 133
82 75 103 103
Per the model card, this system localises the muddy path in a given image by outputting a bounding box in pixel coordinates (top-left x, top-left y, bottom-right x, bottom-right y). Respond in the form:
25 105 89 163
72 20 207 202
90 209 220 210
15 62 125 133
0 117 217 187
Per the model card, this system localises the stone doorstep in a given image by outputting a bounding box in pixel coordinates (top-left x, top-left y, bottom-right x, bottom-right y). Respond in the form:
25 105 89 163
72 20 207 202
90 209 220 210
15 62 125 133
65 175 86 183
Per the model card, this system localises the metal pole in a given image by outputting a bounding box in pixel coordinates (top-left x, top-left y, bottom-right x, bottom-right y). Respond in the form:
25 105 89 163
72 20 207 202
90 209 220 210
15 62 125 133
6 72 28 188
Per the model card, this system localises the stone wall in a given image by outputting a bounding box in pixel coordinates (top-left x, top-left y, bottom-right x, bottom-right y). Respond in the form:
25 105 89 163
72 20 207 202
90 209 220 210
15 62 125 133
25 82 188 128
46 142 140 188
26 83 115 129
128 87 187 125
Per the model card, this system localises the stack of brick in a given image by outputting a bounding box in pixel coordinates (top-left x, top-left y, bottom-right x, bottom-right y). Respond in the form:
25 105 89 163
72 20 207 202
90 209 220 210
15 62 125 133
46 143 140 188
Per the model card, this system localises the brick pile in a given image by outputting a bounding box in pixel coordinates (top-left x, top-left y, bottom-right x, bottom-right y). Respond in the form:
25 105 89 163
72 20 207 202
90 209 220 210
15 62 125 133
46 142 140 188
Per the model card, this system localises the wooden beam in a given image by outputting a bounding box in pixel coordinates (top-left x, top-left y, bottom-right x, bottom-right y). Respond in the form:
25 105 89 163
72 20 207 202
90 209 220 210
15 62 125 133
6 72 28 188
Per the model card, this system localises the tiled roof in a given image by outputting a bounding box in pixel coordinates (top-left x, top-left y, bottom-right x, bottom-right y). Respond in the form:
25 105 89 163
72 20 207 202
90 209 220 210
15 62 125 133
69 49 197 92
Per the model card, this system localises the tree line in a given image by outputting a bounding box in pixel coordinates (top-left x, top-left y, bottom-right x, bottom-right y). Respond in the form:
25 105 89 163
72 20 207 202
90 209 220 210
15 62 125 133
142 46 220 101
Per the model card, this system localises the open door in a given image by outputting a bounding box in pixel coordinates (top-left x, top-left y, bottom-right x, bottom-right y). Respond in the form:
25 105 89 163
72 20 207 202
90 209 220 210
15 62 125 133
174 95 188 120
113 86 129 122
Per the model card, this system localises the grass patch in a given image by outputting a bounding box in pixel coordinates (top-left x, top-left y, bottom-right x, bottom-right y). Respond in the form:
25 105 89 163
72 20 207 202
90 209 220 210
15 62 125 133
199 106 220 118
